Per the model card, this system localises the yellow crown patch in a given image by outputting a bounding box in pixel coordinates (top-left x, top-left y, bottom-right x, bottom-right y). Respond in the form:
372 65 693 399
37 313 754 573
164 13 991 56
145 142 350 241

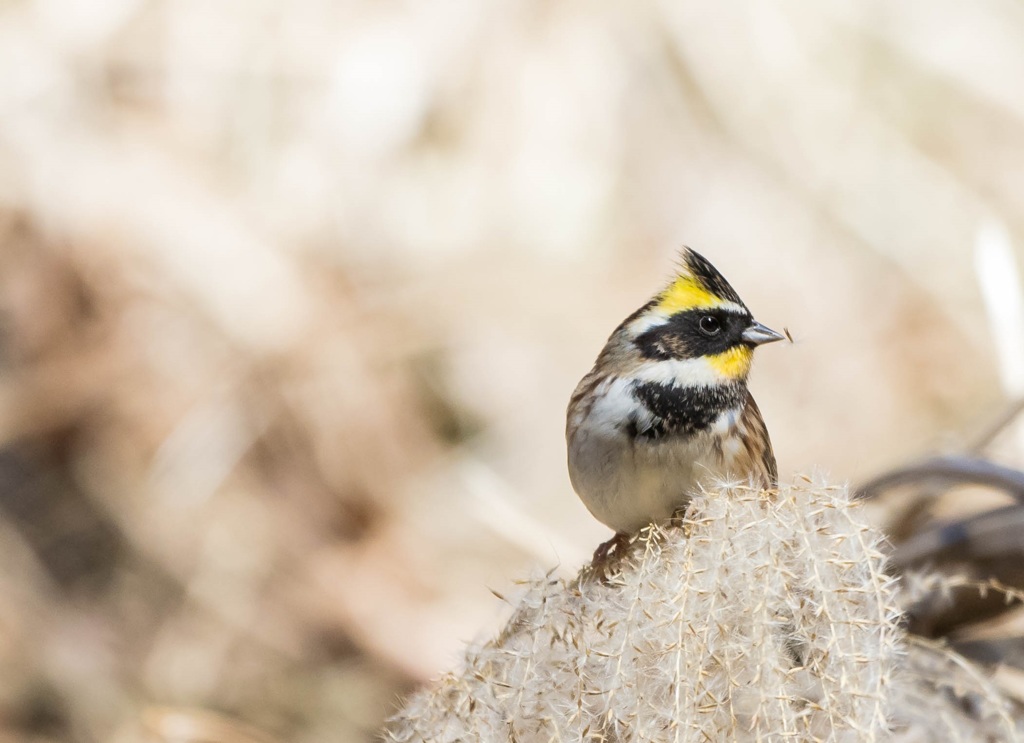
656 275 725 315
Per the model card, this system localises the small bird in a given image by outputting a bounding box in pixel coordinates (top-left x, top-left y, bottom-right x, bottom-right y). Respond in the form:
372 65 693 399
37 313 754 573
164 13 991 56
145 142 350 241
566 248 785 552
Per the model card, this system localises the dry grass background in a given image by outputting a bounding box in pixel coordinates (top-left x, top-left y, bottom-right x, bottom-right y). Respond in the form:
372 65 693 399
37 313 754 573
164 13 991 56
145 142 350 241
2 1 1024 741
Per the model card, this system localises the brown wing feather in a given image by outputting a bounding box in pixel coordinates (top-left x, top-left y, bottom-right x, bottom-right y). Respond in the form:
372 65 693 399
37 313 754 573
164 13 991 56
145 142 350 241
740 392 778 488
566 370 605 437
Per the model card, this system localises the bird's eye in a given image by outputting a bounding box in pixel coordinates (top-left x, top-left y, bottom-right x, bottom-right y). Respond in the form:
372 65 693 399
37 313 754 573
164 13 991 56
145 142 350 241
698 315 721 336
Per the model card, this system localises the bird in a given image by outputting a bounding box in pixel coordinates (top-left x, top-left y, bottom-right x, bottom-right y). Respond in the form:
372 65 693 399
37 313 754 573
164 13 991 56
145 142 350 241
566 248 785 558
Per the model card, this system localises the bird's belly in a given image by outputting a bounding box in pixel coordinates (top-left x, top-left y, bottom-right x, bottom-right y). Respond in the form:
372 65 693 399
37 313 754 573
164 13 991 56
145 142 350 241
569 430 724 534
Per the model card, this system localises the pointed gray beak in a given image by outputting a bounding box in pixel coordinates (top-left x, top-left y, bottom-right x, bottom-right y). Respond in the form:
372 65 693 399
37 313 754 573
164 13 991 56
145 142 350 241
741 321 785 346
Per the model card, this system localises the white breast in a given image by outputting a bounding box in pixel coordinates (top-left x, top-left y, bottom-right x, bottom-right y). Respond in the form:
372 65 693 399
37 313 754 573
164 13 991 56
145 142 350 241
567 377 744 533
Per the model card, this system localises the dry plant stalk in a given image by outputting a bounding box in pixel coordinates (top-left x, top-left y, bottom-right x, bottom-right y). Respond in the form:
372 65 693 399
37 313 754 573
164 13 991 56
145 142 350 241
385 480 1023 742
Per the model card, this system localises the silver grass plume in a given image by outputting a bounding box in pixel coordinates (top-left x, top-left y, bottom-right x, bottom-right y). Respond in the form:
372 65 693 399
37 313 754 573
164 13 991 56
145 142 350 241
385 479 1023 742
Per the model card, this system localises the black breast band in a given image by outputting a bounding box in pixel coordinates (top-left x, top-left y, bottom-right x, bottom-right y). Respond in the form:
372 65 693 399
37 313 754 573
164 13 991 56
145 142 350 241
629 381 746 440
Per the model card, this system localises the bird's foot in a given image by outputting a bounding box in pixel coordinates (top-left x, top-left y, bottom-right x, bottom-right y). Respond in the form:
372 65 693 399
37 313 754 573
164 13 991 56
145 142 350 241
591 531 631 567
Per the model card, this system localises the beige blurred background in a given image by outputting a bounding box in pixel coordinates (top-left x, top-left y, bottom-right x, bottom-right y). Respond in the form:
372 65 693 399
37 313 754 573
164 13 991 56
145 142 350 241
1 1 1023 741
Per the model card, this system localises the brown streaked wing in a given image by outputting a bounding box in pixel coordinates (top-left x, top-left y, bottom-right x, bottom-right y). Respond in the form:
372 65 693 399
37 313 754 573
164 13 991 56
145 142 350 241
566 370 608 434
741 392 778 488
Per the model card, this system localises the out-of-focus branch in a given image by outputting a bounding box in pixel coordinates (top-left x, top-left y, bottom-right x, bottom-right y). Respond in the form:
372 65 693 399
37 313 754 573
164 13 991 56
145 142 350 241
856 455 1024 502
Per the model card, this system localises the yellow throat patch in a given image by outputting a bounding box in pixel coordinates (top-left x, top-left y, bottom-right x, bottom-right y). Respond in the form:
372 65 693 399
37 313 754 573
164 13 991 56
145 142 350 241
706 345 753 380
656 276 724 314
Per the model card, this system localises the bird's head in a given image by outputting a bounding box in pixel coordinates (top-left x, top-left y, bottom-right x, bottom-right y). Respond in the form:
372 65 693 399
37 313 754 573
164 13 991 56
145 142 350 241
617 248 784 384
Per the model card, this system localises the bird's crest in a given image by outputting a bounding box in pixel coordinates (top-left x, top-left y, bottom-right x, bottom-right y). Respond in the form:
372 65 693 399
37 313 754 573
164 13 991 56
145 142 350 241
656 248 747 315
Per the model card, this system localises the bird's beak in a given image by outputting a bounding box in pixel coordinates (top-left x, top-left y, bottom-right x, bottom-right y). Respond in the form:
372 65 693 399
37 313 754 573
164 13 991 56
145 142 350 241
742 321 786 346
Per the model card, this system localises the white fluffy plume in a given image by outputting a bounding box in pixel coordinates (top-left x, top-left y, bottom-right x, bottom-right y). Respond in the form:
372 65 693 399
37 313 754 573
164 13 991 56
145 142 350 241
385 480 1022 742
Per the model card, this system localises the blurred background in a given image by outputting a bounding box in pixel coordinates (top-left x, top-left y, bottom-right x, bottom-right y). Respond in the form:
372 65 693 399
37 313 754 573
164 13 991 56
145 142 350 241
2 0 1024 741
